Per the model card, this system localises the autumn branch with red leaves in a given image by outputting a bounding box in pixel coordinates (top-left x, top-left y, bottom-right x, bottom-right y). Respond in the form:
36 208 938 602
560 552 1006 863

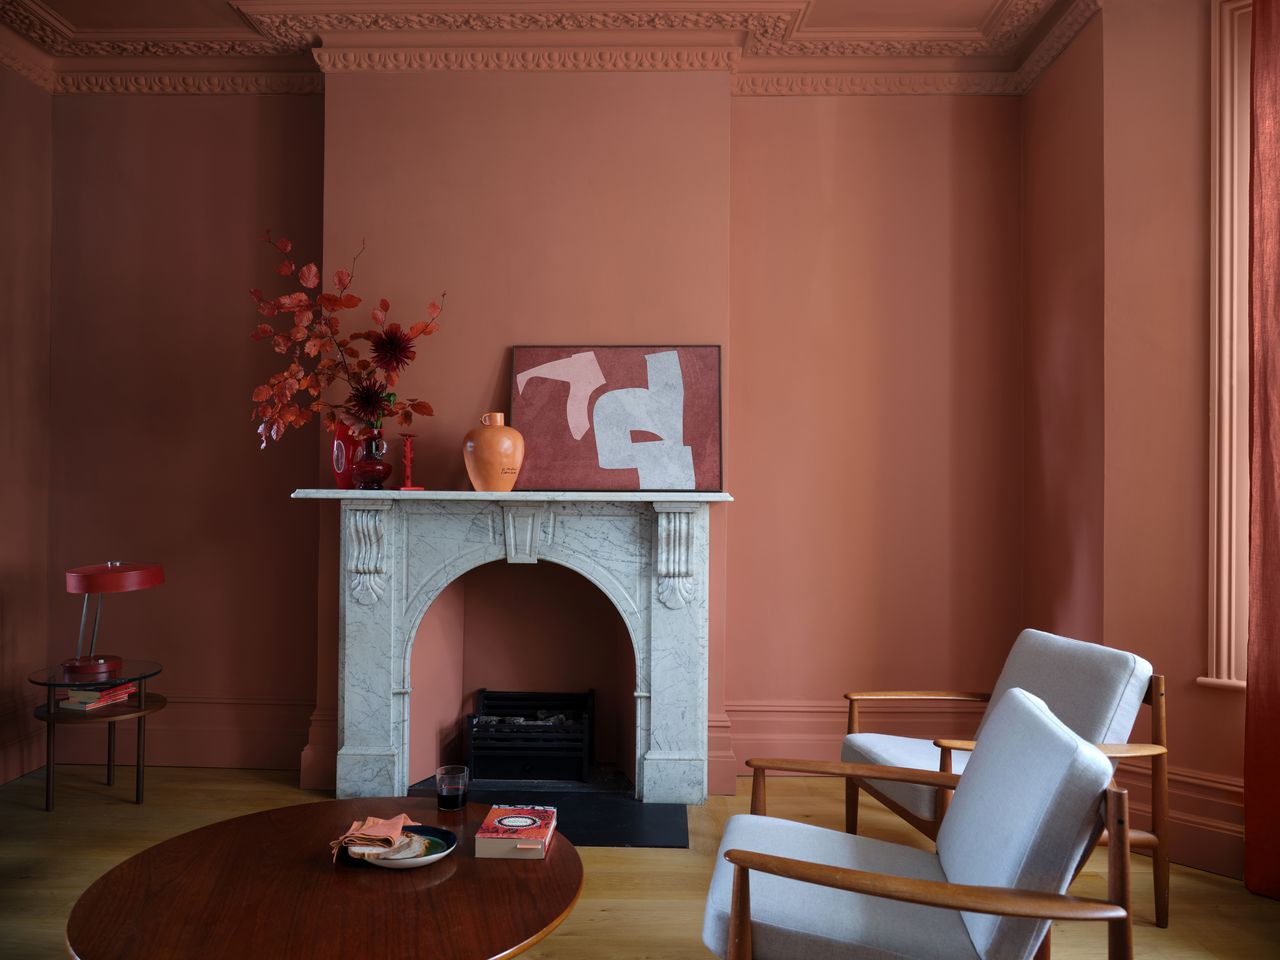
249 229 444 449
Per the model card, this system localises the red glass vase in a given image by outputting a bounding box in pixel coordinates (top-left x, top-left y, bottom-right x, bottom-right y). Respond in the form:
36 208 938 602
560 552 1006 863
332 421 359 489
351 430 392 490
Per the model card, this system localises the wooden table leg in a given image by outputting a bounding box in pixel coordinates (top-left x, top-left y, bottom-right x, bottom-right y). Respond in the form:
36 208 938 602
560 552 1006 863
45 685 56 812
135 681 146 804
107 722 116 786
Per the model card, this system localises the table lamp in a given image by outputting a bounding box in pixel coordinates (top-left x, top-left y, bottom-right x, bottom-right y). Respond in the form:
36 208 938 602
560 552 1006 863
63 561 165 679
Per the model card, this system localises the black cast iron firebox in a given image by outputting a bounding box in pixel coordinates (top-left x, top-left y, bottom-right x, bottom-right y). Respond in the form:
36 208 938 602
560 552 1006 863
465 689 595 781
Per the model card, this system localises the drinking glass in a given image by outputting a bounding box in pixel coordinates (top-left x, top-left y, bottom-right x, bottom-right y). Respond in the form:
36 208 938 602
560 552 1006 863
436 765 469 811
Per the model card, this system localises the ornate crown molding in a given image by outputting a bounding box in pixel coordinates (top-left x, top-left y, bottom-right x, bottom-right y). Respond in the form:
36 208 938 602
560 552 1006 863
1012 0 1101 92
735 0 1100 97
313 44 738 72
0 0 294 57
54 71 323 95
0 13 54 90
732 70 1021 97
240 1 1059 60
0 0 1099 96
982 0 1060 54
241 3 794 51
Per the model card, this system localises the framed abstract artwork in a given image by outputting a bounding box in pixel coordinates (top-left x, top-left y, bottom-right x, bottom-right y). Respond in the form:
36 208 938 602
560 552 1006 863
510 345 722 491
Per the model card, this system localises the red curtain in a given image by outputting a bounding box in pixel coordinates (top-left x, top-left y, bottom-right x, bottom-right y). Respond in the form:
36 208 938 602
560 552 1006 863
1247 0 1280 898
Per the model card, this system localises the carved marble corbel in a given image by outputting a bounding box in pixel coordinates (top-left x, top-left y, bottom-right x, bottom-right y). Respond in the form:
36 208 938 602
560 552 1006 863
346 502 391 604
502 503 547 564
654 503 698 609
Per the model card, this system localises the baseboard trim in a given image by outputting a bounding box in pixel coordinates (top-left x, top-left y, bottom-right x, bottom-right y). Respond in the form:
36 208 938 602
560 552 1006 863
1115 760 1244 878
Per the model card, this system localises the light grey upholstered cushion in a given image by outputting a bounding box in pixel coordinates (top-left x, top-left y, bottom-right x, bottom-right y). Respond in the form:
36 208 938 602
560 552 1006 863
974 628 1153 745
703 814 979 960
840 734 971 820
937 688 1113 960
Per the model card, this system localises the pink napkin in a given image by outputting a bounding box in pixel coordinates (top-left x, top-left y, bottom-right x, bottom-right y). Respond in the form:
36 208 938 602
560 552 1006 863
330 813 422 862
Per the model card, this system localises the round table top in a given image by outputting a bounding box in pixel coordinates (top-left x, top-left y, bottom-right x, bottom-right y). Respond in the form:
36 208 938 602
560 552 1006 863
28 660 162 689
66 798 584 960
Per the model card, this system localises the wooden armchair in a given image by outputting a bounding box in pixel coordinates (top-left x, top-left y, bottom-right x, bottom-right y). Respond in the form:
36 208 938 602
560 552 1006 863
841 630 1168 928
704 689 1132 960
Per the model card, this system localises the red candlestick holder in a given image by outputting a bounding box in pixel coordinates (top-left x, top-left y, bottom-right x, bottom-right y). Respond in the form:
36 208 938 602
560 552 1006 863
399 434 424 491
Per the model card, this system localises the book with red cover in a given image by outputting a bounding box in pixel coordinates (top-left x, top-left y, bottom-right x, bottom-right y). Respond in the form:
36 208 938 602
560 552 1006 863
61 686 136 711
67 681 136 704
474 805 557 860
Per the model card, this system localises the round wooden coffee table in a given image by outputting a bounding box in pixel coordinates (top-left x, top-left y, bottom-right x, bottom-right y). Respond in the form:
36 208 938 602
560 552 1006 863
66 798 584 960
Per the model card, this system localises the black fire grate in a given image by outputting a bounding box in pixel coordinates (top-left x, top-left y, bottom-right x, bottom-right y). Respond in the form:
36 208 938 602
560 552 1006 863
466 689 594 781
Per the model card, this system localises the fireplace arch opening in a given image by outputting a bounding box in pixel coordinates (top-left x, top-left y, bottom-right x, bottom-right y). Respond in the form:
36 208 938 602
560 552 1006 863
406 560 637 793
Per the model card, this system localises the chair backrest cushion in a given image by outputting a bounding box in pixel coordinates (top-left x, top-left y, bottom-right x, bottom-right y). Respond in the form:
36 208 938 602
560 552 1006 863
975 628 1153 744
937 687 1113 960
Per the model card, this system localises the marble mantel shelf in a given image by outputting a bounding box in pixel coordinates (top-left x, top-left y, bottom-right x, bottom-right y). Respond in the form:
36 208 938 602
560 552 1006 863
292 489 733 502
303 486 729 803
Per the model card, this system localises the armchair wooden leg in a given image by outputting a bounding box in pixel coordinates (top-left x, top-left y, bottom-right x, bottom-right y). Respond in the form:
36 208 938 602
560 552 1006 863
845 778 860 834
1033 927 1051 960
1151 675 1170 929
1107 788 1133 960
750 768 767 817
728 864 753 960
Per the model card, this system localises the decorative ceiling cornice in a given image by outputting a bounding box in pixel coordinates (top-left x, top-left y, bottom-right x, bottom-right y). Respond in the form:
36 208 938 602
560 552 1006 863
312 44 739 72
0 0 293 57
731 70 1020 96
0 15 53 90
54 71 324 94
0 0 1102 95
1012 0 1101 91
238 1 1059 59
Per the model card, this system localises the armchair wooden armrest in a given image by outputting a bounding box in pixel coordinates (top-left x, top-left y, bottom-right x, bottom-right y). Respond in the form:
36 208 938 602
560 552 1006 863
932 739 1167 759
843 691 990 734
744 757 960 816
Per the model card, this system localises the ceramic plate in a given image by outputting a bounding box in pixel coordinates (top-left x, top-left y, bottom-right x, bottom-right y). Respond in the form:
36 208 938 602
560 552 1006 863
360 825 457 870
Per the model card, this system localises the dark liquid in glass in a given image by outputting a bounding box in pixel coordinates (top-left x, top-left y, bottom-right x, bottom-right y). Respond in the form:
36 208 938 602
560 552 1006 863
437 788 467 811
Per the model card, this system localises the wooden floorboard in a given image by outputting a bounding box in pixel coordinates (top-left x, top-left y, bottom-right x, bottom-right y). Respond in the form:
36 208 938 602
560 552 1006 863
1 765 1276 959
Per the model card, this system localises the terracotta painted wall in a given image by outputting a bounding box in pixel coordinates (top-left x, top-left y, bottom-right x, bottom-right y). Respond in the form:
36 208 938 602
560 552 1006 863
1022 17 1106 646
314 69 732 790
1101 0 1245 876
0 64 52 784
726 93 1025 761
45 93 325 770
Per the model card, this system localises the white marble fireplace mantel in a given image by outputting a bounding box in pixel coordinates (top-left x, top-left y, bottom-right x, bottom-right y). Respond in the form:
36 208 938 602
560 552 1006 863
293 489 731 804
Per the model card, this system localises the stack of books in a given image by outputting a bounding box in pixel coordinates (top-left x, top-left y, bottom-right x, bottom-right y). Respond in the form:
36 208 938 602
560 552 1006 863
475 804 558 859
61 681 137 712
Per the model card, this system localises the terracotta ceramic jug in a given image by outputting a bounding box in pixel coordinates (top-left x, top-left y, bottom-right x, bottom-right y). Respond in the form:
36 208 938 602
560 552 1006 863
462 412 525 492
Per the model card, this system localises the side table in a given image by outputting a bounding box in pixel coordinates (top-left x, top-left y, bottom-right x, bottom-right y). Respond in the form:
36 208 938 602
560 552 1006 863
28 660 165 812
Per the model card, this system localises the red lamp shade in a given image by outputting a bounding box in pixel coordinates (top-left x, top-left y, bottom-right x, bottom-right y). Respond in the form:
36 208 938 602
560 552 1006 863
66 562 164 595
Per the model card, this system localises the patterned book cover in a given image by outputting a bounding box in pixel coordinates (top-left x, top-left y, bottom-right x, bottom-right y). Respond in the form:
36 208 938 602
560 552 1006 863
475 805 558 859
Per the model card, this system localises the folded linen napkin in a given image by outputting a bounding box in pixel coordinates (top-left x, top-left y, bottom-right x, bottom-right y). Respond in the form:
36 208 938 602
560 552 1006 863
330 813 422 862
